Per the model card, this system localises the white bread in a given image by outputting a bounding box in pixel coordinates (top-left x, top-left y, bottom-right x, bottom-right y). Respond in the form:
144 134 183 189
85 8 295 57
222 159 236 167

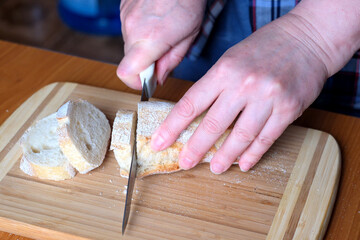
57 100 111 174
112 101 231 178
110 110 136 178
19 113 76 181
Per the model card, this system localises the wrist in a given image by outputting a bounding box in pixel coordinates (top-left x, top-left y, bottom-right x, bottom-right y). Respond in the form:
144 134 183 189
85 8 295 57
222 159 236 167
288 0 360 76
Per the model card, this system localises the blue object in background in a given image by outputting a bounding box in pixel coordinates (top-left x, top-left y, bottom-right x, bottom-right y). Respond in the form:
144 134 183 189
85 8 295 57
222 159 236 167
58 0 121 35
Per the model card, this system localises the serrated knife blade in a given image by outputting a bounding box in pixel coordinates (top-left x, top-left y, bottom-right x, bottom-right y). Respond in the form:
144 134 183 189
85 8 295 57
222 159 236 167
122 63 157 235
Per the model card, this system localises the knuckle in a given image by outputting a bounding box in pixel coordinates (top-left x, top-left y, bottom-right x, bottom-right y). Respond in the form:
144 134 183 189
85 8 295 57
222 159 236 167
201 115 224 135
176 96 197 119
123 13 137 32
160 121 178 139
214 57 235 76
277 98 304 119
186 142 204 158
242 74 258 88
233 127 256 144
256 135 276 147
269 80 284 95
245 152 263 163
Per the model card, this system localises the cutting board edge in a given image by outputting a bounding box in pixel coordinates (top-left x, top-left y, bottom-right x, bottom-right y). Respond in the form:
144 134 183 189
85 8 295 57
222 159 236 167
0 216 89 240
267 130 341 240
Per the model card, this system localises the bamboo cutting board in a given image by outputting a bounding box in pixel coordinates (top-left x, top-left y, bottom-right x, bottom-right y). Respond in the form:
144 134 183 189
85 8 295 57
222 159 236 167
0 82 340 240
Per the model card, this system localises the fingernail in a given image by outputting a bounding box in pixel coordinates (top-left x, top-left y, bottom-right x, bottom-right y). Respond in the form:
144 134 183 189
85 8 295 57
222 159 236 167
180 157 195 170
240 162 252 172
151 133 165 151
211 162 225 174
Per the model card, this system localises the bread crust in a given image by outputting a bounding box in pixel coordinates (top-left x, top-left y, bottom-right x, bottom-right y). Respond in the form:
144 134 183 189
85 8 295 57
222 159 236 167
112 101 237 178
20 155 76 181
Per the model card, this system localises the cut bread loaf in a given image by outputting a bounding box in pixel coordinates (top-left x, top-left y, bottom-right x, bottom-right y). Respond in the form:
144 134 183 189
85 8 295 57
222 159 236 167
110 110 136 178
19 113 76 181
112 101 231 178
57 99 111 174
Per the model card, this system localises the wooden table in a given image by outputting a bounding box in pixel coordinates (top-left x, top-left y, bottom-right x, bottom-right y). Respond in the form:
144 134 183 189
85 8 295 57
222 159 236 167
0 40 359 240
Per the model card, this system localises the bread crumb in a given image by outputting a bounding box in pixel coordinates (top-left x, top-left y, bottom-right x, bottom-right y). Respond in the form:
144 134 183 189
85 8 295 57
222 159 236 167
99 192 103 196
109 179 113 183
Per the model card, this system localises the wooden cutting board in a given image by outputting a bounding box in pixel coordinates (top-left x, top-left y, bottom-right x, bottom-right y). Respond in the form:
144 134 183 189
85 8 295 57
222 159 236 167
0 82 341 240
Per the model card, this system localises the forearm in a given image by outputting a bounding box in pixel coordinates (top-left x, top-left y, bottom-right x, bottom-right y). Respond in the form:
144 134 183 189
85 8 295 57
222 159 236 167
277 0 360 77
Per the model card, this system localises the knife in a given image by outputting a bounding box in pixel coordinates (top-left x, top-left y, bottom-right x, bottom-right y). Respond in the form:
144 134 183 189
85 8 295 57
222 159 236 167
122 63 157 235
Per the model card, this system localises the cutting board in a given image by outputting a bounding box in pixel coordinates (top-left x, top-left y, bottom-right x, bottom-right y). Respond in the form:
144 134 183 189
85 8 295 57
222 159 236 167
0 82 341 240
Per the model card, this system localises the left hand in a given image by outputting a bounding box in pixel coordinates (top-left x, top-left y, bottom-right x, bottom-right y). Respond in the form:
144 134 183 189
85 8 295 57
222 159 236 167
150 13 330 173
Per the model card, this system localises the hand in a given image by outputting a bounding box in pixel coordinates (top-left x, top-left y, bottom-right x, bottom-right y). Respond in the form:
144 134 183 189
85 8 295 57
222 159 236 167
117 0 206 89
150 13 330 173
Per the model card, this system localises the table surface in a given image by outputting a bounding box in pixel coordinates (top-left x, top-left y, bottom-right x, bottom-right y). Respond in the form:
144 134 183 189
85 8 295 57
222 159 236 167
0 40 359 240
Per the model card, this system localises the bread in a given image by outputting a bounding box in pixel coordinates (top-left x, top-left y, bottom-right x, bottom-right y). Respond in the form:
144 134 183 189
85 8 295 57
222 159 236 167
112 101 231 178
19 113 76 181
110 110 136 178
57 100 111 174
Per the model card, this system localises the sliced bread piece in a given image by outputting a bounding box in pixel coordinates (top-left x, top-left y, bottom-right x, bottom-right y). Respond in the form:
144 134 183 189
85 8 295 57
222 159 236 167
112 101 232 178
57 99 111 174
110 110 136 178
19 113 76 181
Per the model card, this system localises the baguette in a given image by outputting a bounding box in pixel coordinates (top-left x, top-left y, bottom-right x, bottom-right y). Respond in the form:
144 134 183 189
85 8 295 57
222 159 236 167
19 113 76 181
112 101 231 178
57 100 111 174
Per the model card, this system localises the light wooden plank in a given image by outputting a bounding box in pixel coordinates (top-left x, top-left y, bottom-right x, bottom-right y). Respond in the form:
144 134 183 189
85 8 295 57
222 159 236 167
266 130 324 239
293 135 341 239
0 83 340 239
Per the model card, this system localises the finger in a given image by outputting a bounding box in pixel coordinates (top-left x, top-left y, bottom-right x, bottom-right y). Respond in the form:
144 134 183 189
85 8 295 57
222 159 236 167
116 40 172 89
210 102 272 174
178 92 246 170
238 114 290 172
156 35 196 85
150 75 223 152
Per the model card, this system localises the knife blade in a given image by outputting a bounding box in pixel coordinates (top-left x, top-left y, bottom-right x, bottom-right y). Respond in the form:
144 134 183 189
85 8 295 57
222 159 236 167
122 63 157 235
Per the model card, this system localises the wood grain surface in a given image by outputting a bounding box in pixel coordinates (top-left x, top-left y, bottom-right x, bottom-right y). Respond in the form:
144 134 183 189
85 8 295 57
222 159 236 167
0 40 359 239
0 82 339 239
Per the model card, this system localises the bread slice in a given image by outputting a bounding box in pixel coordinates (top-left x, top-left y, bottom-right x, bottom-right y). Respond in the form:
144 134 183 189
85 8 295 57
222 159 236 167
19 113 76 181
110 110 136 178
112 101 231 178
57 99 111 174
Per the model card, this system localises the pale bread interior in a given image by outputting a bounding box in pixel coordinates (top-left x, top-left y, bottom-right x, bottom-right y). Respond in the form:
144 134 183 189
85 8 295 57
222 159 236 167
19 113 76 181
57 100 111 174
110 110 136 178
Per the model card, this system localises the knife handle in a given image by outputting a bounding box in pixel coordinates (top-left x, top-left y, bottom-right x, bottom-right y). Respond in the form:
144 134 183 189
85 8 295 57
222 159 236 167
139 63 157 99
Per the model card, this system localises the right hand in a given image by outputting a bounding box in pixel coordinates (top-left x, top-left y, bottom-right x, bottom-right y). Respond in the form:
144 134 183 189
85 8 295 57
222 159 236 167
117 0 206 89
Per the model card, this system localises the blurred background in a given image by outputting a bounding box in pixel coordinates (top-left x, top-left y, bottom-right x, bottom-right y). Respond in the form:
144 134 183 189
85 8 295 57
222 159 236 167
0 0 124 64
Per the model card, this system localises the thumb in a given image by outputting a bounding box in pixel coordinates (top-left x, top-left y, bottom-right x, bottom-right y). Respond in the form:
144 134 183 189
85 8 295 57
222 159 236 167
117 40 171 90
